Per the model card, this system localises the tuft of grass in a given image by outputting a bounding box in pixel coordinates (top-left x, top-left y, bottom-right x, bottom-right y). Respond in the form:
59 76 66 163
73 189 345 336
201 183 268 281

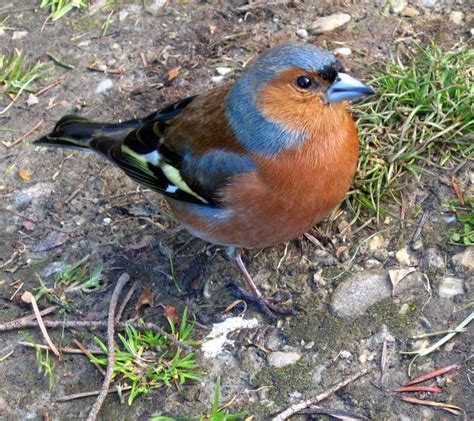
150 376 247 421
35 345 55 390
351 43 473 221
35 255 103 304
39 0 89 21
0 49 47 97
89 308 202 405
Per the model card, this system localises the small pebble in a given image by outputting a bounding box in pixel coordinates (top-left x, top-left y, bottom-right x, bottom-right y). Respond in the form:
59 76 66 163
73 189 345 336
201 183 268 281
211 75 224 84
333 47 352 57
215 67 233 76
423 0 436 8
368 234 385 251
267 351 301 368
390 0 407 15
411 239 423 251
12 30 28 40
102 217 112 226
27 94 39 107
452 248 474 276
295 28 309 39
395 247 412 266
399 303 410 315
449 11 464 25
339 350 352 359
310 13 351 34
438 277 464 298
401 6 419 17
95 79 114 94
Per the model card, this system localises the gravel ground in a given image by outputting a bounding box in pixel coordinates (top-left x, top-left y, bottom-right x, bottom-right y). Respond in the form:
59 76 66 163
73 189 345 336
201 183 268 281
0 1 472 420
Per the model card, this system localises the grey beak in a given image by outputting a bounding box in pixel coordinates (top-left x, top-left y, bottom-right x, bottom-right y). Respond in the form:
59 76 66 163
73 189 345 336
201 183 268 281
326 72 375 103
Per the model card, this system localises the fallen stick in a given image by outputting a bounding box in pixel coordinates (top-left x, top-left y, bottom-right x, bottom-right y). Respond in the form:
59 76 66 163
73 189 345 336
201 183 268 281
0 316 193 353
401 396 462 415
86 272 130 421
405 364 459 386
18 341 105 355
21 291 60 357
272 367 371 421
57 385 133 402
1 120 43 148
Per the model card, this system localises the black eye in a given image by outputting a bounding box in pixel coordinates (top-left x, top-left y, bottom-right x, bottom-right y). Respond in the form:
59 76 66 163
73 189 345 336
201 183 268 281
296 76 312 89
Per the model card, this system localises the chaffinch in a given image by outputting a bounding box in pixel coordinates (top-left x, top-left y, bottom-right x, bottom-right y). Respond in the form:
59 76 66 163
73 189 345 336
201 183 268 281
35 43 374 317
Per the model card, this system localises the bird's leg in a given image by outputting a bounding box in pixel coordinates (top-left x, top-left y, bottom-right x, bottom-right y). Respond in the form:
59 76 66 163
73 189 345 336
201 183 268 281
229 248 296 317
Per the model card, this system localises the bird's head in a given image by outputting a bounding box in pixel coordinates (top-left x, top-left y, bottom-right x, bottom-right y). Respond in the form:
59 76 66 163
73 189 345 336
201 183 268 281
226 43 375 155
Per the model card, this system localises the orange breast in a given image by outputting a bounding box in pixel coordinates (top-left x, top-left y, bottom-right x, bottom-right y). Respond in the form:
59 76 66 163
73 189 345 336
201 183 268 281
169 104 359 248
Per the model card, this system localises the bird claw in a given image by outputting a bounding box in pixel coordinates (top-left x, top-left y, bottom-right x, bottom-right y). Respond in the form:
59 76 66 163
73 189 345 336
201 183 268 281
228 284 297 318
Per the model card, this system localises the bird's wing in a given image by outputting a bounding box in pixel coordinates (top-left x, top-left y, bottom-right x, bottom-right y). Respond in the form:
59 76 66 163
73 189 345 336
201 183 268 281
92 85 255 207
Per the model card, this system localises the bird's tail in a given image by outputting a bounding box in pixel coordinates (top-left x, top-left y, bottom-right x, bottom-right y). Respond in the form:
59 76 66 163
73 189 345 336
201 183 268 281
34 115 143 150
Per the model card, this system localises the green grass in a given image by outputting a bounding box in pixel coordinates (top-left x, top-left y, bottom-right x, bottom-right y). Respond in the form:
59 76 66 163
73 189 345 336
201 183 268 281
350 43 473 221
39 0 89 21
150 376 247 421
0 49 47 97
35 345 55 390
445 199 474 246
89 308 201 405
35 255 103 304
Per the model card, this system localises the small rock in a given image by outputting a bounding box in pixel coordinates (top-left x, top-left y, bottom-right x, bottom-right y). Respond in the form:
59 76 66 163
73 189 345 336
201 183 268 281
363 258 383 269
215 67 233 76
438 277 464 298
399 303 410 315
333 47 352 57
211 75 224 84
390 0 407 14
422 0 436 8
295 28 308 39
331 270 390 318
449 11 464 25
12 30 28 40
359 353 367 364
95 79 114 94
401 6 419 17
267 351 301 368
452 248 474 276
339 350 352 359
312 365 325 385
27 94 39 107
368 234 385 252
310 13 351 34
395 247 412 266
14 182 54 207
118 10 129 21
265 331 284 351
102 217 112 226
411 239 423 251
289 391 303 399
422 248 445 272
32 231 69 252
40 261 66 278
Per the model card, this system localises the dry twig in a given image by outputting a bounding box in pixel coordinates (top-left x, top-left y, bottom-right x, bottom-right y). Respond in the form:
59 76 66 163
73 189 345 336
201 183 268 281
21 291 60 357
1 120 43 148
86 272 130 421
405 364 459 386
57 386 133 402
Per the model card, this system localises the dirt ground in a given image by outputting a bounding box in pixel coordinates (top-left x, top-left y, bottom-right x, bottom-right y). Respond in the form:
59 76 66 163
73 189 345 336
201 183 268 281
0 1 473 420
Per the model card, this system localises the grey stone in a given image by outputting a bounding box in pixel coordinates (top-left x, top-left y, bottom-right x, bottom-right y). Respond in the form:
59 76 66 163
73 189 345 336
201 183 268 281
13 182 54 207
390 0 407 14
422 0 436 8
95 79 114 94
422 248 445 273
330 270 424 318
267 351 301 368
452 248 474 277
438 277 464 298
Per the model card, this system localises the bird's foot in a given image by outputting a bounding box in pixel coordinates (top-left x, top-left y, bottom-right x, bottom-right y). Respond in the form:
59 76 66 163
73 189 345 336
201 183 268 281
230 284 296 318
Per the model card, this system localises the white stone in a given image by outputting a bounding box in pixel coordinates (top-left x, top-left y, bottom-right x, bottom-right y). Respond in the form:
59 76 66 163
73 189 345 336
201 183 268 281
423 0 436 8
310 13 351 34
339 350 352 359
27 94 39 107
368 234 385 251
395 247 412 266
267 351 301 368
390 0 407 14
295 29 309 39
211 75 224 84
95 79 114 94
449 11 464 25
452 248 474 275
215 67 233 76
334 47 352 56
438 277 464 298
12 31 28 40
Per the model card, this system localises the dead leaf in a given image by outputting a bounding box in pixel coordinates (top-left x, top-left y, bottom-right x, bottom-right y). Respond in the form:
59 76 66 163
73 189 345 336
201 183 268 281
18 169 31 181
135 287 154 312
451 176 464 206
164 304 179 324
167 66 181 81
32 231 68 252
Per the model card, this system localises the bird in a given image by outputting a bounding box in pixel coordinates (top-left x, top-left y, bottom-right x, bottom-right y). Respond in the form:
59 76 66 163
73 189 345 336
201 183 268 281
34 43 375 317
